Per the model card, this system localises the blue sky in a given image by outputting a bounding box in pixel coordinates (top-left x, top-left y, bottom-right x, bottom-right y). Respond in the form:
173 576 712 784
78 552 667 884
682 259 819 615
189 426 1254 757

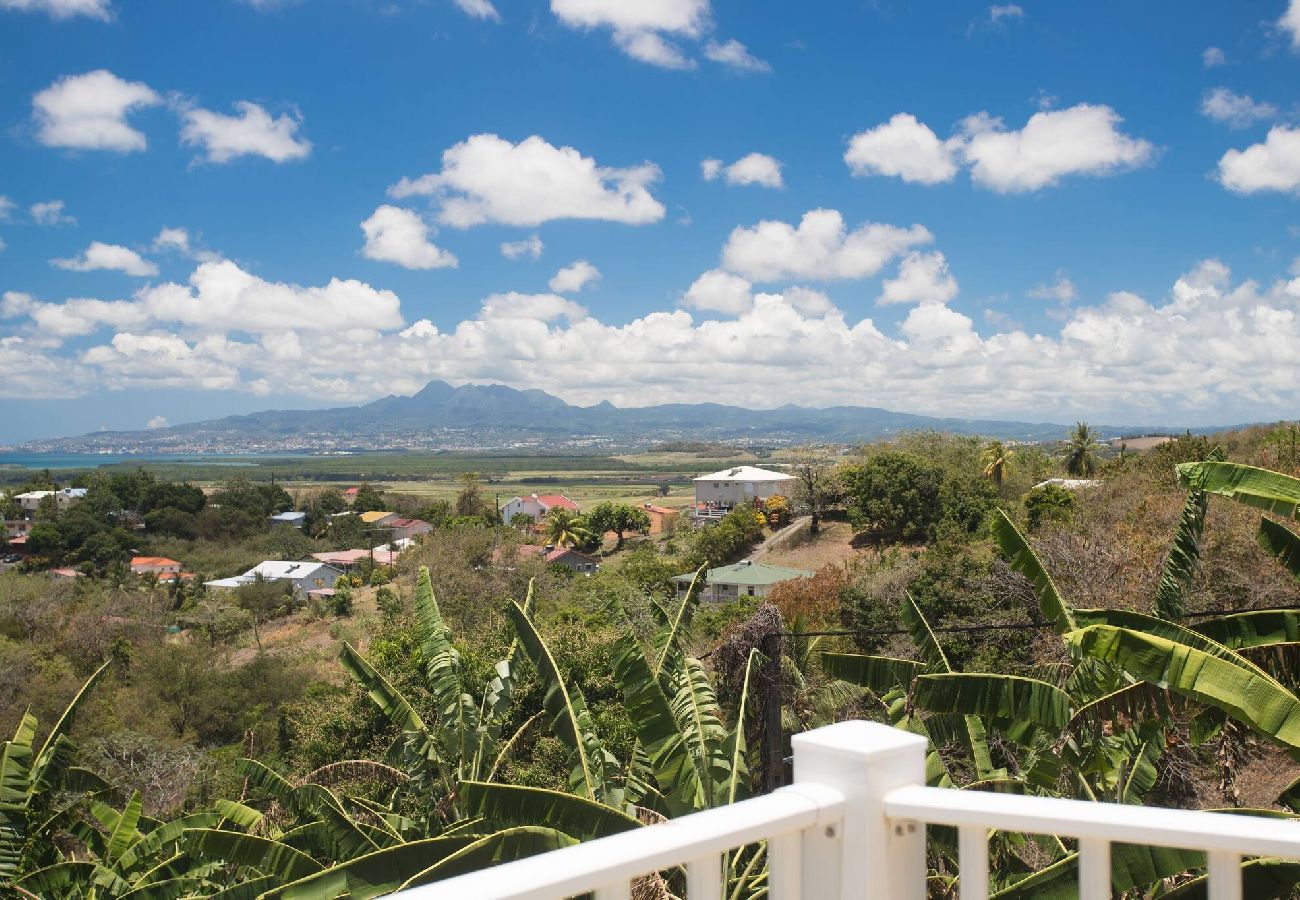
2 0 1300 443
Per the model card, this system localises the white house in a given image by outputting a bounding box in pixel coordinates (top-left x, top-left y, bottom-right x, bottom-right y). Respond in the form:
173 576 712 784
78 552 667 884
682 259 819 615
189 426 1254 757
269 510 307 529
14 488 87 519
501 493 580 524
672 560 812 602
692 466 798 514
205 560 344 599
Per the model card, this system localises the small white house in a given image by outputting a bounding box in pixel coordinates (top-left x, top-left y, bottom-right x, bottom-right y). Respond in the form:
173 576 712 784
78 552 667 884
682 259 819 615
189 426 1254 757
14 488 87 518
692 466 798 513
205 560 343 600
269 511 307 529
501 493 580 524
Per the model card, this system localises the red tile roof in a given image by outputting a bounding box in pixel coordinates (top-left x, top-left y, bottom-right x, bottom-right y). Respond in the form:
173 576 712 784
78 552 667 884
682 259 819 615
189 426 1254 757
546 547 596 563
536 495 579 511
132 556 181 567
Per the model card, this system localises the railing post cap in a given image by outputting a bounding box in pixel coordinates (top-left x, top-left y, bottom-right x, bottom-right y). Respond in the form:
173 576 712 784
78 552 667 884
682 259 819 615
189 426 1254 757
792 720 927 760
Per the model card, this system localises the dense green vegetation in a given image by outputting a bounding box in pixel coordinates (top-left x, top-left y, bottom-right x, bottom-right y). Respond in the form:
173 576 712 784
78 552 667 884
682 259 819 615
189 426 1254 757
2 422 1300 896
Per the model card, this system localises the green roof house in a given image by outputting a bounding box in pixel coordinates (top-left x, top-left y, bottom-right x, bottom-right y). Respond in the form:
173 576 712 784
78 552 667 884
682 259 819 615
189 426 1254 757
672 559 813 603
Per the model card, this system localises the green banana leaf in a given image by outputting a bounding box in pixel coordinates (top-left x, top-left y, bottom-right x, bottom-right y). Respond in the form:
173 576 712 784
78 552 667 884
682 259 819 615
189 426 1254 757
717 647 760 808
261 835 478 900
914 673 1071 731
991 509 1075 631
505 600 618 805
1066 624 1300 749
818 652 923 693
186 827 324 881
1160 857 1300 898
1176 461 1300 519
395 827 579 893
1258 517 1300 579
1194 608 1300 650
105 790 143 864
459 782 641 840
0 711 36 879
1154 486 1209 621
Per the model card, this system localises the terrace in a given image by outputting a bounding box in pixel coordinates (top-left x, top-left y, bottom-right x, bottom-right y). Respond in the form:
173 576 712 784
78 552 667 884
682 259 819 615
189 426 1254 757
399 720 1297 900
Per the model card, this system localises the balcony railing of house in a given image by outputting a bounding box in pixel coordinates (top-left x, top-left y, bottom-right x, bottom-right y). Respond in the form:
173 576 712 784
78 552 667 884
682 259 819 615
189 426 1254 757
395 720 1300 900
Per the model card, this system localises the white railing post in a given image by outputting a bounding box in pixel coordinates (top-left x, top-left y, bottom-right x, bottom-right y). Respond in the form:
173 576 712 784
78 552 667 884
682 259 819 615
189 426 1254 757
791 720 928 900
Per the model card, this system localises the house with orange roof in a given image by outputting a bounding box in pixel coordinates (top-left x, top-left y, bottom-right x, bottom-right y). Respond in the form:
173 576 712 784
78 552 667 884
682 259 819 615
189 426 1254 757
639 502 680 535
501 493 580 524
131 556 182 576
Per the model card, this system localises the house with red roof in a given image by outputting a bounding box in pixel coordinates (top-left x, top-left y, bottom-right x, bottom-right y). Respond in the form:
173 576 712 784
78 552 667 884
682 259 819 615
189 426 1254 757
385 517 433 541
501 493 580 525
131 556 182 576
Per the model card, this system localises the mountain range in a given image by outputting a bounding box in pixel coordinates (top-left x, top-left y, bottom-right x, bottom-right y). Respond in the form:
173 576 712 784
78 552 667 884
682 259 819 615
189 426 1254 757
22 381 1155 453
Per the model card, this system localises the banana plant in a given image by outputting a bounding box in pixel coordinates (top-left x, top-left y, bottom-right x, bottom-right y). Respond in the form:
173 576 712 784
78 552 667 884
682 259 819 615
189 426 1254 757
335 565 537 829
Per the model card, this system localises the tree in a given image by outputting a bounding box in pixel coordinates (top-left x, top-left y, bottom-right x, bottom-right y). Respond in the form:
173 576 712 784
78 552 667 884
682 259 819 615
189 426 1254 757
981 439 1010 488
1023 482 1077 531
315 487 347 515
763 493 790 527
841 452 945 542
586 502 650 551
454 472 486 517
351 482 387 513
235 577 292 652
793 454 837 534
542 508 591 549
1063 421 1101 476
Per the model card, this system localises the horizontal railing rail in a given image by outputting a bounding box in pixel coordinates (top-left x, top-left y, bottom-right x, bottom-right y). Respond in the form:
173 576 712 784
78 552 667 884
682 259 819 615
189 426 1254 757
393 721 1300 900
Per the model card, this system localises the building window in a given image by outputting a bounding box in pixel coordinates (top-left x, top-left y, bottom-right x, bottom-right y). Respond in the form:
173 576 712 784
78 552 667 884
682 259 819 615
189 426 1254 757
747 587 755 596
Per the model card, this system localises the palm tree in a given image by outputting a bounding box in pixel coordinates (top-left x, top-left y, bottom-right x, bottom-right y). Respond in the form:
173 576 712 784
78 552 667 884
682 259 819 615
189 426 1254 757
1063 421 1101 476
980 440 1010 488
543 508 591 548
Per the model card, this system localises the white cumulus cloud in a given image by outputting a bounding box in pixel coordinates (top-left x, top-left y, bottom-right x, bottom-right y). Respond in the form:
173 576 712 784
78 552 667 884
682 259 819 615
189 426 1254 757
1280 0 1300 50
548 260 601 293
702 39 770 73
845 113 961 185
960 104 1154 192
721 208 932 283
389 134 665 228
180 100 312 164
1 0 110 19
682 269 753 314
33 70 160 152
31 200 75 226
1201 88 1278 129
146 415 168 429
551 0 708 68
847 104 1154 192
701 152 783 187
876 251 958 306
360 205 458 270
51 241 158 277
501 234 544 261
1203 46 1226 68
1217 126 1300 195
452 0 499 21
1029 271 1078 304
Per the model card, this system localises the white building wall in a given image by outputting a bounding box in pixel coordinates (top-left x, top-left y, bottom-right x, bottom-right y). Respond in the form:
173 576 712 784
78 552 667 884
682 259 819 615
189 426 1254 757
694 476 798 507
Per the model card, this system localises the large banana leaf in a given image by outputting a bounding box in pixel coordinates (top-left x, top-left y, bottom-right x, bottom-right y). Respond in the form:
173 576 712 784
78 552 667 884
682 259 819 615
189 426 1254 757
1258 517 1300 579
115 812 221 875
459 782 641 840
1160 857 1300 898
1154 486 1210 621
990 842 1208 899
913 673 1071 731
1074 607 1279 684
1066 624 1300 749
29 659 112 795
259 835 478 900
105 790 143 864
478 581 534 739
1194 608 1300 650
818 653 922 692
653 566 704 679
394 827 579 893
186 828 324 881
505 600 618 804
1176 461 1300 518
337 642 428 740
991 509 1075 631
901 591 951 672
670 657 730 806
412 566 481 770
0 712 36 879
610 630 707 815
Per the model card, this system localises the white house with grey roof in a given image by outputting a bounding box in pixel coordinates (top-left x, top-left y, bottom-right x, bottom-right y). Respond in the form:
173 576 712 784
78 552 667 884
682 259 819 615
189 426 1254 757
692 465 798 516
205 560 343 600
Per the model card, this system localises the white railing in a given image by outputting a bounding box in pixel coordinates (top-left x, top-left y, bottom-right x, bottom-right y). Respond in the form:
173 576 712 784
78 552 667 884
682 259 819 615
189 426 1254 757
398 721 1300 900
